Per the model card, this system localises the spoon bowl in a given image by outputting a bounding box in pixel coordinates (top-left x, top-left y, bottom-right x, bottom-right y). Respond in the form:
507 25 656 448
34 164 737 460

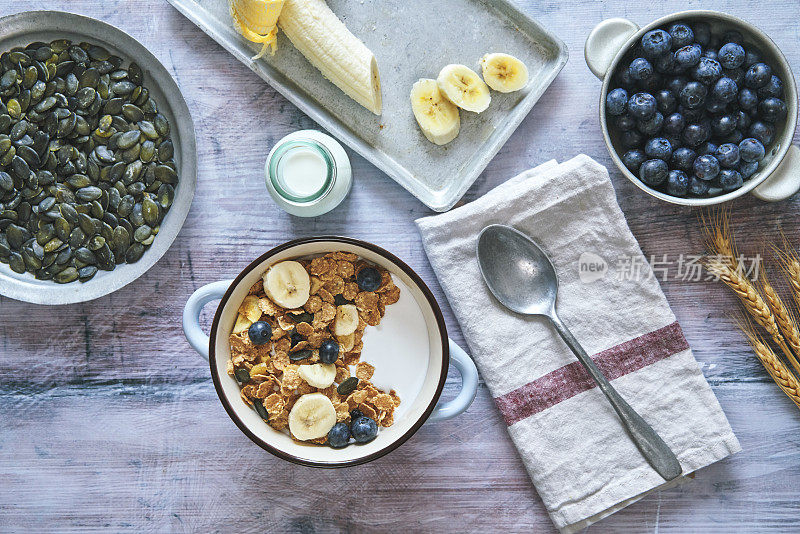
477 225 558 316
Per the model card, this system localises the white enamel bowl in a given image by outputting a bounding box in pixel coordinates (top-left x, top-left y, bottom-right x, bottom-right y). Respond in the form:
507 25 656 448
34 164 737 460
182 237 478 468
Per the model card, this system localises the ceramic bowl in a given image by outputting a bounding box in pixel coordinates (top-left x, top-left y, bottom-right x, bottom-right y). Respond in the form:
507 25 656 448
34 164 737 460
182 237 478 468
585 10 800 205
0 11 196 304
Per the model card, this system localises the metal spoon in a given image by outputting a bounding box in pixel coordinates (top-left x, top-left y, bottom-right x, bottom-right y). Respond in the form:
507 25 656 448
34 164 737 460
476 224 682 481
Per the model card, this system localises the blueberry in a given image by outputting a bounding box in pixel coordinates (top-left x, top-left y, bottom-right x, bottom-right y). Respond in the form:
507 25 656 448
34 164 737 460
654 89 677 114
735 110 751 131
705 98 728 115
641 29 672 58
668 23 694 49
745 48 762 67
666 170 690 196
737 88 758 111
327 422 351 448
692 57 723 85
722 130 745 145
356 266 382 292
759 97 787 123
606 88 628 116
715 143 740 168
694 154 720 180
692 22 712 46
655 53 680 75
621 130 644 148
629 58 654 81
757 75 783 99
689 176 711 196
621 149 647 173
717 169 743 191
350 409 364 421
616 67 636 90
666 76 689 95
248 321 272 345
722 30 744 45
682 122 710 147
718 43 745 69
698 141 718 156
711 114 737 137
679 81 707 109
662 112 686 136
739 138 765 162
645 137 673 160
748 121 775 145
671 147 697 172
677 104 704 123
615 114 636 131
745 63 771 88
637 73 663 92
711 77 738 104
723 67 744 87
319 339 339 364
739 159 759 179
639 159 669 186
637 111 664 136
627 92 657 120
701 49 718 61
351 416 378 443
675 44 702 68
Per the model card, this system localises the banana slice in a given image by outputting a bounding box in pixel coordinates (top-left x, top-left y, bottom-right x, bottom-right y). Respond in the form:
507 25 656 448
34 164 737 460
263 260 311 309
437 64 491 113
288 392 337 440
333 304 359 336
480 53 529 93
233 313 253 334
239 295 262 322
298 363 337 388
410 79 461 145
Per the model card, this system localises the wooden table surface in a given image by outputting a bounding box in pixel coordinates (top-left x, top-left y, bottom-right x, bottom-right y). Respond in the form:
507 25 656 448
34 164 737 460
2 0 799 532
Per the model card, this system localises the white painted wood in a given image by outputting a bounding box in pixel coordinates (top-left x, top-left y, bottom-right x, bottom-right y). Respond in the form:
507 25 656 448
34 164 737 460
1 0 799 532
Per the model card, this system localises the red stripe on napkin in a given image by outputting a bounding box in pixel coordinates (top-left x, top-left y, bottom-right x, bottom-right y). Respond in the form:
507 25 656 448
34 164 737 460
494 321 689 426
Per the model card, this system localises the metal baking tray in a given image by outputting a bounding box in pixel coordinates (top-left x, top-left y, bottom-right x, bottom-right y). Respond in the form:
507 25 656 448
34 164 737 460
166 0 567 211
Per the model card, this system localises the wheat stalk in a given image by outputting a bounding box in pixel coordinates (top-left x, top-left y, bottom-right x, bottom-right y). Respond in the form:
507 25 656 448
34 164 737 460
737 317 800 409
773 232 800 314
700 207 736 261
760 271 800 375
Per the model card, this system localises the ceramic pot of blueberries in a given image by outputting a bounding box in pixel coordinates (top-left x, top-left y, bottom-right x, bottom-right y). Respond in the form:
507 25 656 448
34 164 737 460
584 10 799 205
182 237 478 467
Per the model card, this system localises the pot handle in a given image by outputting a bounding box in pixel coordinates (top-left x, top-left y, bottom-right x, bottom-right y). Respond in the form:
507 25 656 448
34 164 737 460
183 280 234 361
428 339 479 422
585 18 640 80
751 145 800 202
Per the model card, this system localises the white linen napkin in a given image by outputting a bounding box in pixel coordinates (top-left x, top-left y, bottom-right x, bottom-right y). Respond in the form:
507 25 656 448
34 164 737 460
416 155 740 533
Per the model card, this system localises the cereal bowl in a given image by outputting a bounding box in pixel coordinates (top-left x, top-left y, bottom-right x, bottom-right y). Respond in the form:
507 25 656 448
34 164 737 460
584 10 800 205
182 237 478 467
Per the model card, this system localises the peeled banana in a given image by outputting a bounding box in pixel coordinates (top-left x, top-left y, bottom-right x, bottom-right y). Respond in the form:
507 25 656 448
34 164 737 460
437 64 491 113
278 0 382 115
229 0 285 59
410 79 460 145
263 260 311 309
333 304 359 336
480 53 529 93
288 392 337 440
298 363 337 388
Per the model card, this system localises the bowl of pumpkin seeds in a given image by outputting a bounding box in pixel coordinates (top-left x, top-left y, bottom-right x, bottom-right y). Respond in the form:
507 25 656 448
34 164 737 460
0 11 196 304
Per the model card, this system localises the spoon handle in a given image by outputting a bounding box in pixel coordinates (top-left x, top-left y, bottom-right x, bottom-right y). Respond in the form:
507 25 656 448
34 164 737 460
548 312 683 481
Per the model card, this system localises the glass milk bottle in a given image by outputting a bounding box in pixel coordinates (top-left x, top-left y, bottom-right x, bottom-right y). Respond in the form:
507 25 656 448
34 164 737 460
264 130 352 217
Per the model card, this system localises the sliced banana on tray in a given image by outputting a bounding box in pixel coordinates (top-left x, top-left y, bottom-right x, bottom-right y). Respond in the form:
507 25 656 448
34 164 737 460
480 53 529 93
436 64 491 113
333 304 359 336
410 79 461 145
263 260 310 309
298 363 337 389
288 392 337 440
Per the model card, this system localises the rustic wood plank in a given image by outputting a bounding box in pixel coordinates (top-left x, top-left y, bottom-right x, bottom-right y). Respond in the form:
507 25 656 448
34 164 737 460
1 0 799 532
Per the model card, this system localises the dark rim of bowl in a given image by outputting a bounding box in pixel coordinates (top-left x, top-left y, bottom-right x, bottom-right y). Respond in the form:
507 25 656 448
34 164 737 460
208 236 450 468
599 10 798 205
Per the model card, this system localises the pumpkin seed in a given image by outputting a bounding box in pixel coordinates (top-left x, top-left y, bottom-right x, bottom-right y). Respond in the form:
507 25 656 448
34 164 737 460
337 377 360 396
289 349 313 362
253 399 269 420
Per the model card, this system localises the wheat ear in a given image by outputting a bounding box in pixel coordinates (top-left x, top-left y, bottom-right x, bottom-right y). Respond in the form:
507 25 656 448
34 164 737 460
737 317 800 409
773 232 800 314
760 271 800 376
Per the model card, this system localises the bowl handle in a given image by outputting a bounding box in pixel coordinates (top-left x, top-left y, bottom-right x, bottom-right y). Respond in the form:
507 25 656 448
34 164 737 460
428 339 479 422
584 18 640 80
182 280 233 360
751 145 800 202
